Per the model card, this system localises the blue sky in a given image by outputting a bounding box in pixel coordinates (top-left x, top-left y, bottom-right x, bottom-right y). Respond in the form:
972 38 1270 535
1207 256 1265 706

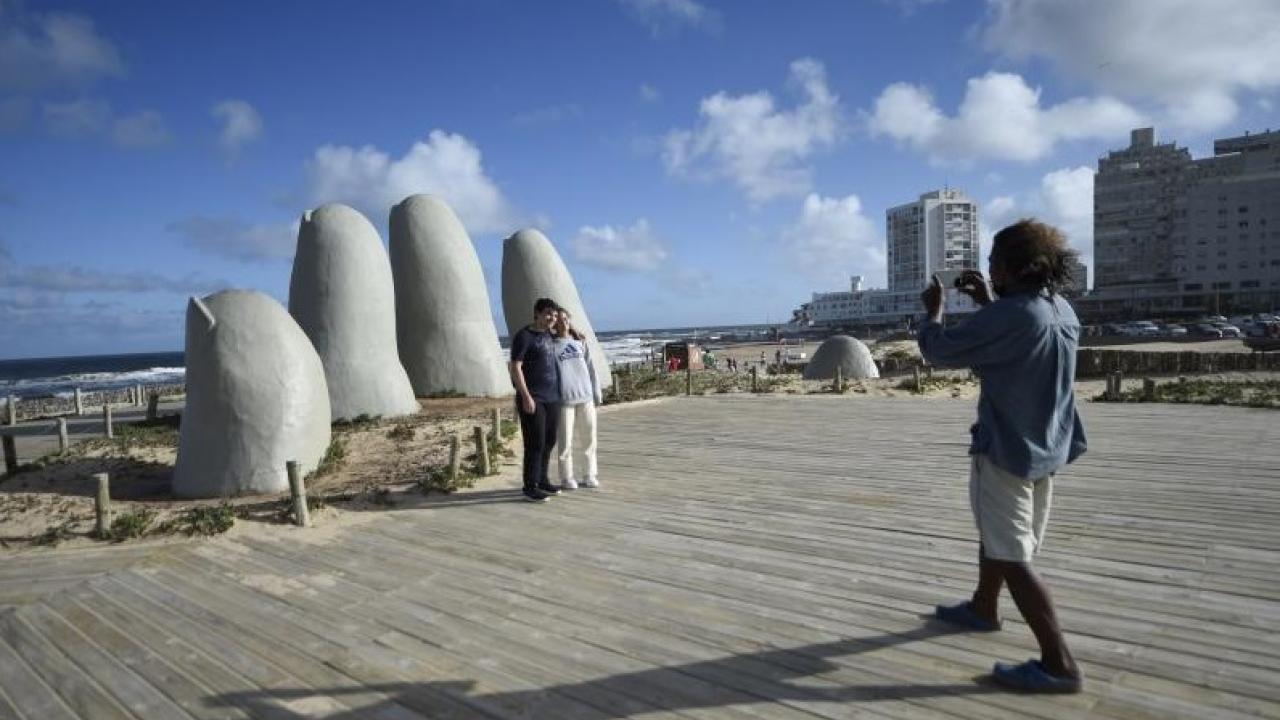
1 0 1278 358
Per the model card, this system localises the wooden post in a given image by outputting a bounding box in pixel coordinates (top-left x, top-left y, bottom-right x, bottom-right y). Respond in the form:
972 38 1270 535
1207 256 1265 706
94 473 111 537
5 395 15 426
750 366 758 393
103 404 114 439
449 434 462 482
686 366 692 396
57 418 69 453
833 366 843 394
474 425 490 476
1 435 16 475
286 460 311 527
925 365 934 379
914 366 923 393
1142 378 1156 401
74 387 84 416
146 392 159 421
491 407 502 445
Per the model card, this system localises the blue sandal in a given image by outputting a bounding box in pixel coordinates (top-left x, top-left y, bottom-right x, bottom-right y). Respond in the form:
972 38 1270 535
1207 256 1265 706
934 601 1002 632
992 659 1084 694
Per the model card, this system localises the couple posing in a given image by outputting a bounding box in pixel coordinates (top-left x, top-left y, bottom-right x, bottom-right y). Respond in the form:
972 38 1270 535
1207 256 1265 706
508 297 603 503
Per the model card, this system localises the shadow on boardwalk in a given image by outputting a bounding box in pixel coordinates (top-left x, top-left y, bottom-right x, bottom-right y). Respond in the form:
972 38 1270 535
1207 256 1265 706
206 625 1001 719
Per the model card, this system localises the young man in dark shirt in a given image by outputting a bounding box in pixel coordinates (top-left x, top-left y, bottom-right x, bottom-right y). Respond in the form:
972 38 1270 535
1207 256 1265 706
509 297 563 502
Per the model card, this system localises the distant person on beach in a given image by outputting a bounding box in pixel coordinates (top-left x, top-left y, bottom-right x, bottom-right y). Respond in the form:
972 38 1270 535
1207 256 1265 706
552 310 602 490
509 297 564 503
917 219 1087 694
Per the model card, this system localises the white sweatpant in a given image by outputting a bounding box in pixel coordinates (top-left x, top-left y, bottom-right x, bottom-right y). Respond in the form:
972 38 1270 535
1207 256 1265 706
557 402 598 482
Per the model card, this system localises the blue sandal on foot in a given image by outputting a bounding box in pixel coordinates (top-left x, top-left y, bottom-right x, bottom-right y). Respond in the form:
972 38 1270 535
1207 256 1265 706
934 601 1001 632
992 659 1083 694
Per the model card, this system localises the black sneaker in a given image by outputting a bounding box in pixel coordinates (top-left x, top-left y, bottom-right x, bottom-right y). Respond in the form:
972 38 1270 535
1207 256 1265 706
537 483 562 496
522 488 550 503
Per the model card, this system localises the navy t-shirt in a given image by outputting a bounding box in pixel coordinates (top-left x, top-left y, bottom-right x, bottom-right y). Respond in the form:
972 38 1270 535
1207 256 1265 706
510 326 559 403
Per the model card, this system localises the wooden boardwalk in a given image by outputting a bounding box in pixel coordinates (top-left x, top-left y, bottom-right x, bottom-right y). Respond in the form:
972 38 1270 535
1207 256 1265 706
0 395 1278 719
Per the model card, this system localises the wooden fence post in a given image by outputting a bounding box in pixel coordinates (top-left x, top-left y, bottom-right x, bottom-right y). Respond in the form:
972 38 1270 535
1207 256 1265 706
914 366 923 393
286 460 311 527
474 425 490 476
449 434 462 482
833 366 843 394
750 366 758 393
5 395 15 426
103 404 114 439
147 392 159 421
686 366 692 396
57 418 69 453
74 387 84 416
94 473 111 537
1 435 16 475
1142 377 1156 401
491 407 502 445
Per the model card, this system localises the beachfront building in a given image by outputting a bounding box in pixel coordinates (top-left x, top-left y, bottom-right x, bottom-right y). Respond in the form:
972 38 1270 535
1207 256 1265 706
793 190 981 329
1081 127 1280 318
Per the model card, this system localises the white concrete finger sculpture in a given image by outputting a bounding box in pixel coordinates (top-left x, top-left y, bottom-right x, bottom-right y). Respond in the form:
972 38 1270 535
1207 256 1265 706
174 290 332 498
390 195 511 397
802 335 879 380
289 203 419 420
501 228 612 389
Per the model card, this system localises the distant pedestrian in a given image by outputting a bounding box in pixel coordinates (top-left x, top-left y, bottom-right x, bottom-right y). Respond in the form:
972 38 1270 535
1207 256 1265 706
552 310 602 490
508 297 564 503
918 219 1087 694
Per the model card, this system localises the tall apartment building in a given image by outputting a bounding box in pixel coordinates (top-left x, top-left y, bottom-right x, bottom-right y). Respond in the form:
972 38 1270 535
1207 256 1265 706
1176 130 1280 304
1093 128 1192 292
1088 127 1280 316
795 189 980 328
886 189 980 292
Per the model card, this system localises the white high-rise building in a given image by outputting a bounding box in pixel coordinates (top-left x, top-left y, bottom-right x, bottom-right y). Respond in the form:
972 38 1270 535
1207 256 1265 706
886 189 980 292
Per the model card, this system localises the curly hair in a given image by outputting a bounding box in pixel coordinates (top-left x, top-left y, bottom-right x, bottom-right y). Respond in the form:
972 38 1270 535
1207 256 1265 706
992 219 1079 294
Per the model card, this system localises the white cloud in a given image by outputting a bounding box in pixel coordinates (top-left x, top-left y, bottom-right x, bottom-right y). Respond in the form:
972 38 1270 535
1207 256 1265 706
982 0 1280 132
783 193 884 286
42 98 169 147
111 109 169 147
618 0 720 35
0 6 124 91
869 72 1142 164
168 216 298 263
664 58 842 202
212 99 263 155
306 130 519 234
639 83 661 103
572 219 669 272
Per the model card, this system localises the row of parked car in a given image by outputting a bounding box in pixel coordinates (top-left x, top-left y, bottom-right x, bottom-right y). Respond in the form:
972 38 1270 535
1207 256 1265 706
1100 313 1280 339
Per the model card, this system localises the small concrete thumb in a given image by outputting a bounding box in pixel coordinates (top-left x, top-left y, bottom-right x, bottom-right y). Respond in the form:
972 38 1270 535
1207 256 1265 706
174 290 332 498
802 335 880 380
289 202 420 420
390 195 512 397
501 228 612 389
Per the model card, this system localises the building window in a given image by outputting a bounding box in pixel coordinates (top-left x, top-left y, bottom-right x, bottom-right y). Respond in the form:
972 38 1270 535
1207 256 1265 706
1213 281 1232 289
1184 283 1203 291
1241 281 1261 289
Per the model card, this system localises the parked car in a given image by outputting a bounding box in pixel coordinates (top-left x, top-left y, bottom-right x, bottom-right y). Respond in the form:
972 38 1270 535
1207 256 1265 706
1213 322 1244 338
1190 323 1224 338
1205 315 1229 323
1160 323 1188 337
1129 321 1161 337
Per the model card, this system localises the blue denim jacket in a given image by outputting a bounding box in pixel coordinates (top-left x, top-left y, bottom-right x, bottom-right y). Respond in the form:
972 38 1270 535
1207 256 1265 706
918 290 1087 479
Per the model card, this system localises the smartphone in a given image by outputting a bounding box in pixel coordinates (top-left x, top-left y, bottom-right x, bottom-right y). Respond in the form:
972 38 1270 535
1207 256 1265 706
932 269 964 288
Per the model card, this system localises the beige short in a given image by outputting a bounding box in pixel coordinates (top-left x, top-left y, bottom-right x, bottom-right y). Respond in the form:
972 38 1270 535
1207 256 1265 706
969 454 1053 562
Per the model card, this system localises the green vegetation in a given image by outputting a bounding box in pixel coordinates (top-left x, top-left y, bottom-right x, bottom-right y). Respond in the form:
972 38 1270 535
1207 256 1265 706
386 423 416 442
425 389 466 399
418 465 477 495
33 522 75 547
602 367 785 404
175 504 236 536
311 437 347 479
114 413 181 451
895 374 976 394
1095 378 1280 409
101 508 157 541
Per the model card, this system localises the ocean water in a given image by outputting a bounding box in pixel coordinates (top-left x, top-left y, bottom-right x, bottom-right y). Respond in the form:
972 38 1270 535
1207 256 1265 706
0 324 774 399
